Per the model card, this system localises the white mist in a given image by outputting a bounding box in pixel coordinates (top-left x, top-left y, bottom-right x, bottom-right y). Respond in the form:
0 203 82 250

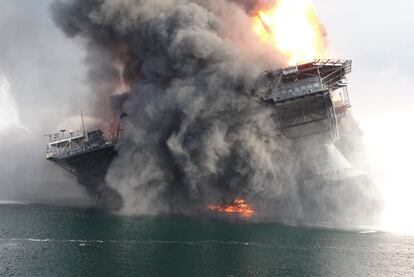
0 73 24 135
361 112 414 235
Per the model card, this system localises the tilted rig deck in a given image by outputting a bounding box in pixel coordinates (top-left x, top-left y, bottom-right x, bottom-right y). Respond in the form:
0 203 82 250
254 59 352 139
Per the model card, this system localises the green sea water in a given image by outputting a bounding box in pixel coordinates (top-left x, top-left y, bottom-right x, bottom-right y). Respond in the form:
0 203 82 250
0 204 412 276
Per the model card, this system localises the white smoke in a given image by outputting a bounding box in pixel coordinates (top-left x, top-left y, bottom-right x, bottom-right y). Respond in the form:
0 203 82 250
0 73 25 136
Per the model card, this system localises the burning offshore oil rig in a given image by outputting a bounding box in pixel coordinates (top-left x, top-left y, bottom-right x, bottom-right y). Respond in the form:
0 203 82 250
252 59 376 222
46 0 381 222
45 59 378 221
207 59 378 221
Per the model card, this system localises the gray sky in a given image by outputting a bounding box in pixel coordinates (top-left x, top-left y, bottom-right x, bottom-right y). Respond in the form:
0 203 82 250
316 0 414 115
0 0 89 133
0 0 91 203
316 0 414 232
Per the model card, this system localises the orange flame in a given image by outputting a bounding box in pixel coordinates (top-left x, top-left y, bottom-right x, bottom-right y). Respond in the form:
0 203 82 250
252 0 326 65
208 198 255 218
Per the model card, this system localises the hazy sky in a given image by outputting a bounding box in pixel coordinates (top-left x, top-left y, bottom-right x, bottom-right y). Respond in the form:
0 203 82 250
0 0 92 203
316 0 414 233
0 0 413 231
316 0 414 116
0 0 88 133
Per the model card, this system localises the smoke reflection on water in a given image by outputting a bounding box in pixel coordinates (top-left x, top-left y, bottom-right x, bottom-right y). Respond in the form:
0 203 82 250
361 112 414 235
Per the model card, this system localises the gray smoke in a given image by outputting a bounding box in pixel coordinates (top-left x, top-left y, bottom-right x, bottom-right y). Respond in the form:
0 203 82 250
51 0 381 224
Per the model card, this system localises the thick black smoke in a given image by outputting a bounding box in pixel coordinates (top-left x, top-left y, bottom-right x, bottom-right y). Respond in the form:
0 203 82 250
51 0 381 224
50 0 296 215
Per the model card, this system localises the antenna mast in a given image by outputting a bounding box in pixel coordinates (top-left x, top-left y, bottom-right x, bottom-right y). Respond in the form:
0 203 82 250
115 112 127 141
80 111 87 140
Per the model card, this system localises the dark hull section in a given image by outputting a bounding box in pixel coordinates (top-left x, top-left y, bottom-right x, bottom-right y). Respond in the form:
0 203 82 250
49 145 122 210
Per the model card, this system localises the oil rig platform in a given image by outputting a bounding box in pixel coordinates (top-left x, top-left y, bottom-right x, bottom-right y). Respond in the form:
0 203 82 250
45 114 125 209
255 59 351 140
254 59 379 223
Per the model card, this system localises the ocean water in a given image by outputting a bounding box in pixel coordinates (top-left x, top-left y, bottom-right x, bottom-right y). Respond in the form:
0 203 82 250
0 204 412 276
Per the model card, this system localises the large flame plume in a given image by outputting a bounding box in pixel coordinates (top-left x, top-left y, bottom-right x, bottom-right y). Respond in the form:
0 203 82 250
208 198 255 218
252 0 326 65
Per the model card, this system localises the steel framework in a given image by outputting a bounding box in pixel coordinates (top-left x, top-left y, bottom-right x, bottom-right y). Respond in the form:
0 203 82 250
254 59 352 140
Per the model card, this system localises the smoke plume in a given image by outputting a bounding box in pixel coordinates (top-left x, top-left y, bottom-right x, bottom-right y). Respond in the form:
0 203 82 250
51 0 381 224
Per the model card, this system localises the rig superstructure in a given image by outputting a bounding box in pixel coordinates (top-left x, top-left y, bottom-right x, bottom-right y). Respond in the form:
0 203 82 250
45 114 125 209
254 59 351 139
254 59 378 222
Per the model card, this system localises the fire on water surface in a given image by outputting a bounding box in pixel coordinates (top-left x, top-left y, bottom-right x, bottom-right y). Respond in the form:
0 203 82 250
208 198 255 218
252 0 326 65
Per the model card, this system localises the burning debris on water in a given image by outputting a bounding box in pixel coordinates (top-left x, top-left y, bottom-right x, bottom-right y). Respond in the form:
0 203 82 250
208 198 255 218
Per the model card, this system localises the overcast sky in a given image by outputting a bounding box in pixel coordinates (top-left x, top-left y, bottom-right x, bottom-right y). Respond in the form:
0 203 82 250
316 0 414 117
0 0 90 203
0 0 88 133
316 0 414 232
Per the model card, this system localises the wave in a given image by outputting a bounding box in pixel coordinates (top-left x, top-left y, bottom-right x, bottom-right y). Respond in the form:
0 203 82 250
0 200 27 205
358 230 378 234
0 238 260 247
